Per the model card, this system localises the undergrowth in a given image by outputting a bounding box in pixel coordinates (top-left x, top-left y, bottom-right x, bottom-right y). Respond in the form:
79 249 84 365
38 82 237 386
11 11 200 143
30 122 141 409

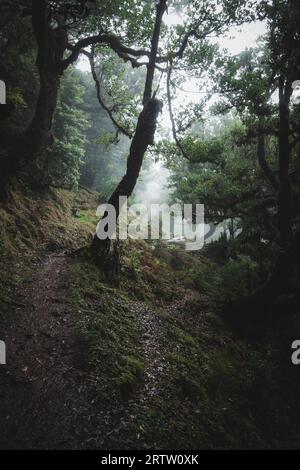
1 186 300 449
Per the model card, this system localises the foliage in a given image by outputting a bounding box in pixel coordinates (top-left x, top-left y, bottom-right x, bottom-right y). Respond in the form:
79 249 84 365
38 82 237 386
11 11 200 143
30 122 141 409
41 69 90 189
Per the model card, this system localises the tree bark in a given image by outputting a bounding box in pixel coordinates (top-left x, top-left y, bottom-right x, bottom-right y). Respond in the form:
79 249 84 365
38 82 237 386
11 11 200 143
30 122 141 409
0 0 66 201
278 77 293 247
142 0 167 104
91 0 167 261
257 129 279 192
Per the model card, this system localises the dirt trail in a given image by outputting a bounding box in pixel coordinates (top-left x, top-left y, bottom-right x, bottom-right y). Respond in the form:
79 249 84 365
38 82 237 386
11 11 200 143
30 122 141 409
132 301 168 402
0 253 89 449
95 301 169 449
0 255 169 449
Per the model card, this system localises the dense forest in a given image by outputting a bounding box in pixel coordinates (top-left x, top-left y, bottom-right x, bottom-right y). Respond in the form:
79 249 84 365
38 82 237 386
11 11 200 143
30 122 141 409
0 0 300 451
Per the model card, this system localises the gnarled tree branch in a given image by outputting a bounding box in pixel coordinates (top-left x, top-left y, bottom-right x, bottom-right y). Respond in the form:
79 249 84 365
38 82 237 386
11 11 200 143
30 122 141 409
167 62 195 162
62 33 149 70
83 48 133 139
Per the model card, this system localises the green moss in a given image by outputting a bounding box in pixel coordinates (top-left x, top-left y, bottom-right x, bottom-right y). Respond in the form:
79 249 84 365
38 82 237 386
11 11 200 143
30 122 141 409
117 355 145 397
1 186 298 449
171 326 197 348
77 211 98 226
68 259 145 401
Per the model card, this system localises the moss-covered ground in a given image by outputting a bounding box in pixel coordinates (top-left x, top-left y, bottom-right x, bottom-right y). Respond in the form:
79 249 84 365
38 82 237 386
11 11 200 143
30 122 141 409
0 187 300 449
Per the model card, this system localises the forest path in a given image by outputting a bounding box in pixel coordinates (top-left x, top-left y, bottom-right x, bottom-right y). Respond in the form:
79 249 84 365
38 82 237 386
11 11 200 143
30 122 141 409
0 252 91 449
0 254 171 449
133 301 168 402
96 301 170 449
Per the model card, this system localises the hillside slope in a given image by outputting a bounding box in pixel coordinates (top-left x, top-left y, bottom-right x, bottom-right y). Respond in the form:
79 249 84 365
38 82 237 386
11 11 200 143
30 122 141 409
0 188 299 449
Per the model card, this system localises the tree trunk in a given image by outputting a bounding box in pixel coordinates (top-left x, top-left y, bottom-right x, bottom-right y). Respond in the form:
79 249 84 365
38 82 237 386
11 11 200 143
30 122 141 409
91 98 162 255
91 0 167 262
257 127 279 192
106 100 162 219
278 77 293 247
0 0 66 201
